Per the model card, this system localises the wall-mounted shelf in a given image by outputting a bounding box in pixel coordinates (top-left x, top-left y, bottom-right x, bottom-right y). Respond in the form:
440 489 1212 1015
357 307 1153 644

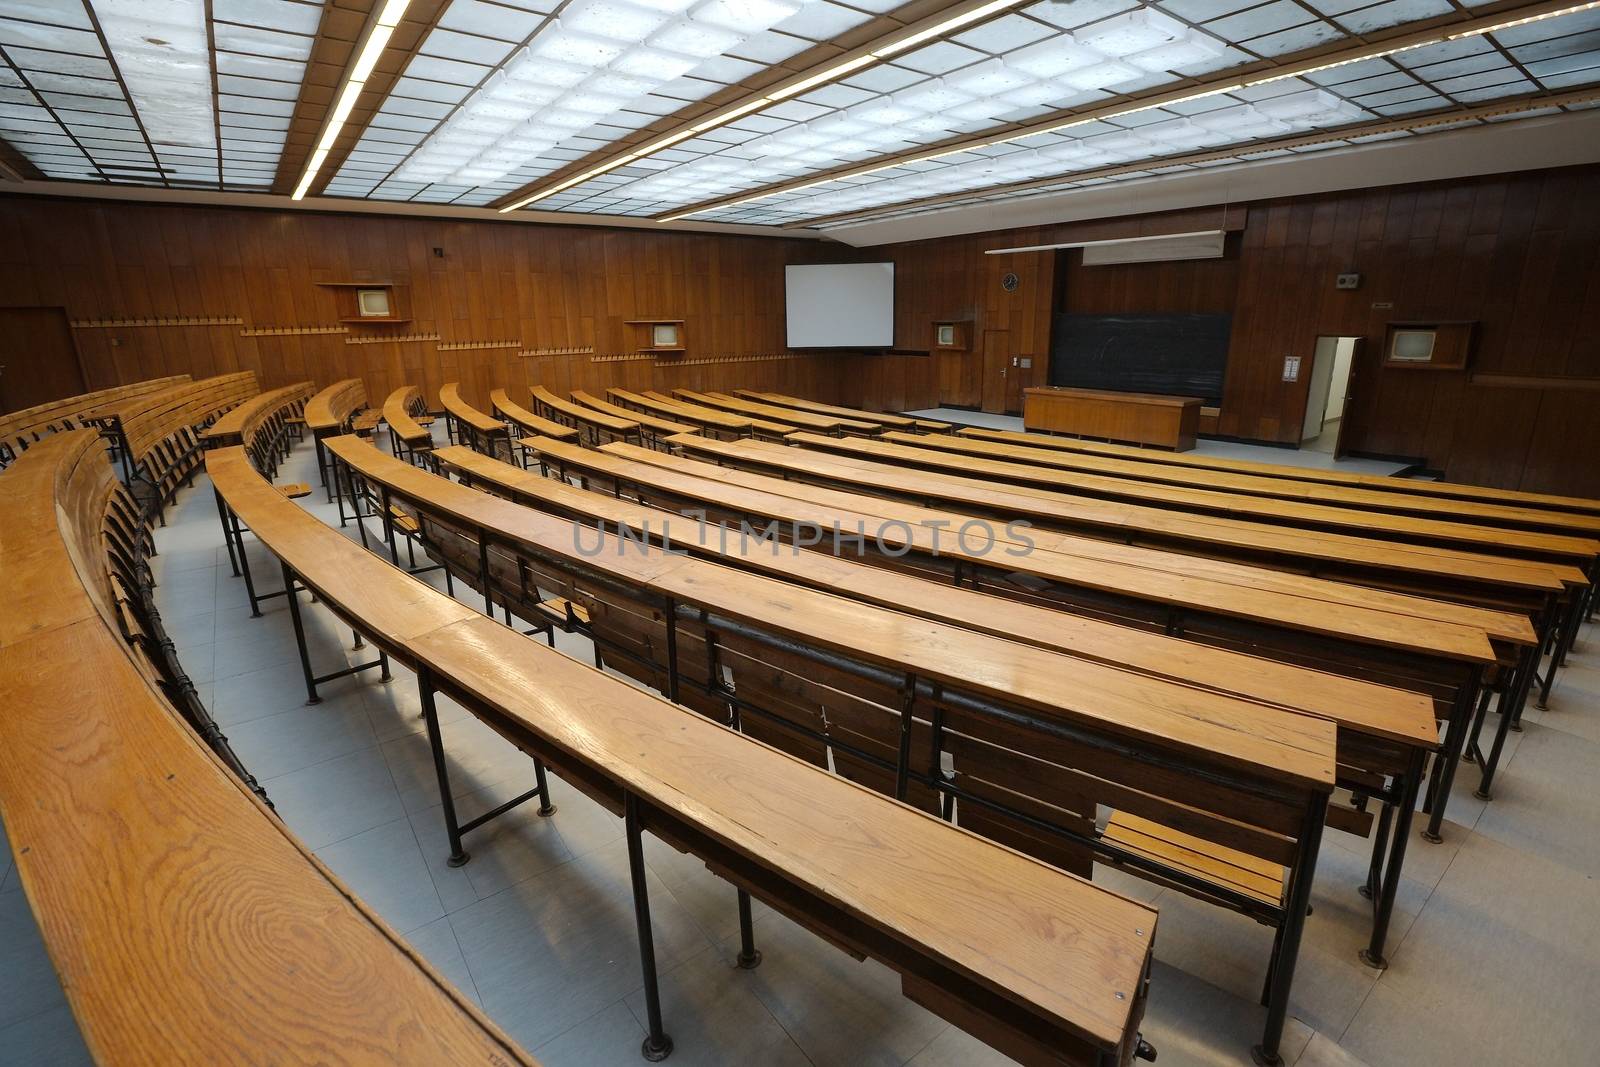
626 318 686 353
318 280 410 324
931 320 973 352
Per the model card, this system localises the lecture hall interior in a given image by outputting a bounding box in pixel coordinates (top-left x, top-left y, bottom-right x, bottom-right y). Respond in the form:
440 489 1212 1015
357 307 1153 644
3 0 1599 1064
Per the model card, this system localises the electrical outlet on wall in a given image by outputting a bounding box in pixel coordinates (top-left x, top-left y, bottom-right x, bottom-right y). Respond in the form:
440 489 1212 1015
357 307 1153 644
1282 355 1301 382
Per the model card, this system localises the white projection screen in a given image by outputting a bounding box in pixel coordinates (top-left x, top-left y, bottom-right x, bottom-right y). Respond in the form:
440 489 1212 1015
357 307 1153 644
785 263 895 348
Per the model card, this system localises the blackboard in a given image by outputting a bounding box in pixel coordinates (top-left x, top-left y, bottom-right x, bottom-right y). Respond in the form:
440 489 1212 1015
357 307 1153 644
1049 313 1231 405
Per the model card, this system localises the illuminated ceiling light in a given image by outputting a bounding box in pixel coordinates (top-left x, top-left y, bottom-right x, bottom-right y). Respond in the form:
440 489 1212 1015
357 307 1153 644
292 0 412 200
502 0 1036 213
1446 0 1599 38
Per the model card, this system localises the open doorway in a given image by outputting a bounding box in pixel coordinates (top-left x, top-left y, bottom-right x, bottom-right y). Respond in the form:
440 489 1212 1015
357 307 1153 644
1301 335 1360 454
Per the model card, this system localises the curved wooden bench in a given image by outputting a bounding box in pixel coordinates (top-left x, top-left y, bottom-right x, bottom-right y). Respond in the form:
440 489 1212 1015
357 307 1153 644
572 389 695 451
383 386 434 464
959 426 1600 516
489 388 578 467
0 431 534 1065
734 390 948 434
685 389 872 437
670 389 807 440
528 385 640 447
607 388 753 441
121 372 259 522
0 375 190 468
226 439 1163 1066
201 381 314 475
306 378 368 495
440 383 512 461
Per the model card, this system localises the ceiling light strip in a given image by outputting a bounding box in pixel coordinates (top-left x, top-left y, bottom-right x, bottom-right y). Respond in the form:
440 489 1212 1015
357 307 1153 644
982 230 1226 254
657 0 1599 222
292 0 411 201
497 0 1031 213
796 87 1600 229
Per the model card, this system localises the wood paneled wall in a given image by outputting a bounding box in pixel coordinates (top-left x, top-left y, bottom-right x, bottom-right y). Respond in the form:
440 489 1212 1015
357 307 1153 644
0 196 935 415
878 163 1600 495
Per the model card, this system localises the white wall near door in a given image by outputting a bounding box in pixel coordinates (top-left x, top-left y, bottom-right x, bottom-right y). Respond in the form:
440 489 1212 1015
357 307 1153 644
1302 336 1339 440
1324 337 1357 421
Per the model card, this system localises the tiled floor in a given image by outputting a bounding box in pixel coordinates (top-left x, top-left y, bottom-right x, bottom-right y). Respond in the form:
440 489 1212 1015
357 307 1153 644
5 429 1599 1067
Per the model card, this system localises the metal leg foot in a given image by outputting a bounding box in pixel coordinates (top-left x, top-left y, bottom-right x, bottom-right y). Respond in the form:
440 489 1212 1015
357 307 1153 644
736 889 762 970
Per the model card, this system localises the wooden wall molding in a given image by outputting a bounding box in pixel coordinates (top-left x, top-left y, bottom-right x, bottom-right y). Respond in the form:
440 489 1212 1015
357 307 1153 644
71 315 242 329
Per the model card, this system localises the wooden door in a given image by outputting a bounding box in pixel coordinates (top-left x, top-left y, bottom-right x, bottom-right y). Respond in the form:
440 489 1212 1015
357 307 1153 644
980 328 1012 414
1331 338 1364 458
0 307 85 414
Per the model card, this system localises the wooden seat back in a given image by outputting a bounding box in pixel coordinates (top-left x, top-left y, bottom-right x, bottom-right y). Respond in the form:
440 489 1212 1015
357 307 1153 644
571 389 694 448
529 385 640 446
490 388 580 445
608 388 754 440
383 386 432 446
0 375 191 461
305 378 366 435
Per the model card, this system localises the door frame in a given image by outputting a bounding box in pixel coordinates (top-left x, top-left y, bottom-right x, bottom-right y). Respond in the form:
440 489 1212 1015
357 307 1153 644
980 328 1012 414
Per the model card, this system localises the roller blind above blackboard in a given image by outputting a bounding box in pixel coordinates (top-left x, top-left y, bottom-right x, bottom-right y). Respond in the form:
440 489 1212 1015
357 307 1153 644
1049 313 1231 405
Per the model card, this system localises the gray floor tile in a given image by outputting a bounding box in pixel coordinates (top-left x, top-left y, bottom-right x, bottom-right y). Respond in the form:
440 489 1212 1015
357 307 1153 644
0 887 66 1029
0 1004 94 1066
260 746 406 850
622 944 811 1066
450 839 711 1050
724 909 947 1066
530 999 646 1066
403 916 484 1009
315 817 445 935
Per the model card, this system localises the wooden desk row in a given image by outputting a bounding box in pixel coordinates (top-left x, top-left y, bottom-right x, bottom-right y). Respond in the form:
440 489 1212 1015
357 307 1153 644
734 390 953 434
382 386 435 463
212 443 1162 1067
305 378 367 495
960 425 1600 517
490 387 580 464
782 431 1596 716
0 375 191 468
440 383 513 462
403 441 1441 974
0 432 533 1064
323 434 1335 1063
526 435 1507 845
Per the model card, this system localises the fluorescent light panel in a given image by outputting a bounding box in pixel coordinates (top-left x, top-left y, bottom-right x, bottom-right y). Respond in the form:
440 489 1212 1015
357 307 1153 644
983 230 1225 254
293 0 411 200
661 0 1599 223
91 0 216 150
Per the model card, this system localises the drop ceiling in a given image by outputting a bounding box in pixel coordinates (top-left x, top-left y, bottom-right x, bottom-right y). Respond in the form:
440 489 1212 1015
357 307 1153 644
1 0 1598 243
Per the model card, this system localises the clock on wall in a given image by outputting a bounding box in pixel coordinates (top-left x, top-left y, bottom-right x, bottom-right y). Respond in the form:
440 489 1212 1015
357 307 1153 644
1001 272 1019 292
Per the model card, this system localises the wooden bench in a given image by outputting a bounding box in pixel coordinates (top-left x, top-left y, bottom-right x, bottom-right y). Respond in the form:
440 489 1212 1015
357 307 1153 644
668 431 1578 757
682 390 874 437
324 434 1346 1063
960 426 1600 517
572 388 696 450
527 384 642 447
530 436 1507 843
489 388 579 468
382 386 435 465
0 374 192 472
605 388 753 440
120 372 259 522
440 383 513 462
905 431 1600 540
202 381 315 474
734 389 950 434
423 440 1439 968
212 442 1164 1067
0 431 536 1064
305 378 366 492
672 389 821 437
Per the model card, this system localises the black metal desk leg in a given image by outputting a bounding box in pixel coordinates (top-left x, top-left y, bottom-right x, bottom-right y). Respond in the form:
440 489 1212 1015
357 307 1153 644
1253 792 1328 1067
419 669 469 868
532 759 556 816
736 889 762 969
1362 748 1426 969
1422 670 1480 843
625 794 673 1061
229 508 262 618
333 454 349 527
1476 647 1537 800
214 488 240 576
281 563 320 705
